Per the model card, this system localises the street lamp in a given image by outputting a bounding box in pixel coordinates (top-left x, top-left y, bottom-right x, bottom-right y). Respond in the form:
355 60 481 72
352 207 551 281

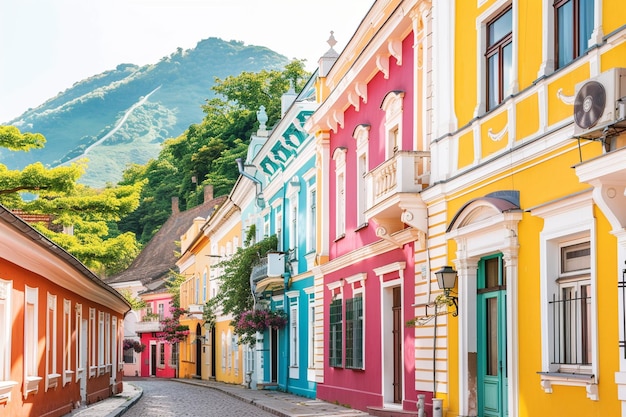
434 266 458 317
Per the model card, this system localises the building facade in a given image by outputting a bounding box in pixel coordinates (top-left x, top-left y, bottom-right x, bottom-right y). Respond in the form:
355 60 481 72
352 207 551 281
306 1 431 414
244 76 320 398
0 205 129 417
417 0 626 416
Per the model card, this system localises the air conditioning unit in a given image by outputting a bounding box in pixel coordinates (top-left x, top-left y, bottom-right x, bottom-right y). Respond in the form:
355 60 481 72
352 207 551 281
573 67 626 139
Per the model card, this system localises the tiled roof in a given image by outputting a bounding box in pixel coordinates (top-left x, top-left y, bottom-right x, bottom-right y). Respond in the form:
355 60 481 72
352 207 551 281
105 195 227 286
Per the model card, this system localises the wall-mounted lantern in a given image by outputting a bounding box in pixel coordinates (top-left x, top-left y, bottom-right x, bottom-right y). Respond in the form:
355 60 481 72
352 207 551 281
434 266 458 317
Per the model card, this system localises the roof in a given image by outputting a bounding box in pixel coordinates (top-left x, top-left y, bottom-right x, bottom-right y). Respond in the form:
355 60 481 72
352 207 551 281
0 204 130 313
106 195 227 287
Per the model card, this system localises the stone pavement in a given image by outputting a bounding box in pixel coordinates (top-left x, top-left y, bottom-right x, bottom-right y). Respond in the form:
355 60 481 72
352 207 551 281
70 382 143 417
173 378 371 417
65 377 372 417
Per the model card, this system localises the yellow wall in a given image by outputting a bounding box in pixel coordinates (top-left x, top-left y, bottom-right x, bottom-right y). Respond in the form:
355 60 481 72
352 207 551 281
444 1 626 412
214 319 243 384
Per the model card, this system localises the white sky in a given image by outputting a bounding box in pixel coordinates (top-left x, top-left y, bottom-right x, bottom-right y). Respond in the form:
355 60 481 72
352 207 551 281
0 0 374 124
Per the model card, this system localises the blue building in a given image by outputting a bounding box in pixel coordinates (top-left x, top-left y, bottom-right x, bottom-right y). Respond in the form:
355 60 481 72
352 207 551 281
239 72 320 398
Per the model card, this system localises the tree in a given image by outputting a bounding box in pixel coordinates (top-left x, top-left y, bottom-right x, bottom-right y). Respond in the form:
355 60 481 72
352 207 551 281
208 227 278 317
117 60 311 244
0 125 144 276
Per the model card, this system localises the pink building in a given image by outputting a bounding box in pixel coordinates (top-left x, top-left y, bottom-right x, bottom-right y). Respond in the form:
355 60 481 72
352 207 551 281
136 292 178 378
308 2 431 415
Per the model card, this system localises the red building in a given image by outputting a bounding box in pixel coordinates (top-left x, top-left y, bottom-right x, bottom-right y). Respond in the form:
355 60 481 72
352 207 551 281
307 1 430 414
0 205 129 417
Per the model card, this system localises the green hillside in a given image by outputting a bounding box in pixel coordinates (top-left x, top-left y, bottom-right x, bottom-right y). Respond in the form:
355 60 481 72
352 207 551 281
1 38 289 187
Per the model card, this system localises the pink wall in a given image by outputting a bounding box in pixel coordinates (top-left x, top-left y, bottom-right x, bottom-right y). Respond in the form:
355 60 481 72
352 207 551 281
321 33 421 412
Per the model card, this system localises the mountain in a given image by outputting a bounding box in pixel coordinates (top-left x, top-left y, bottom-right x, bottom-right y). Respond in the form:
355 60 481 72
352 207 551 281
1 38 290 187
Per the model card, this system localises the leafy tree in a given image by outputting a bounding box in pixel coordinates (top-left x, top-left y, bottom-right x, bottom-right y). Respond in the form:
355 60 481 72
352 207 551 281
208 227 278 317
118 60 310 243
0 125 143 276
119 288 147 310
165 270 188 308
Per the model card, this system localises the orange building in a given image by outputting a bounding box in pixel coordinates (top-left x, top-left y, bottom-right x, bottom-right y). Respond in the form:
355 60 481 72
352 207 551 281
0 205 130 417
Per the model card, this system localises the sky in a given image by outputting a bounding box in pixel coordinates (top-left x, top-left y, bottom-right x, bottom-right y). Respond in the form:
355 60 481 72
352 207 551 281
0 0 374 124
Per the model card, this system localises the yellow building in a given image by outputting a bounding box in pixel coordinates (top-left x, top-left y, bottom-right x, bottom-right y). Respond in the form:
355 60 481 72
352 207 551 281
414 1 626 416
176 188 227 379
203 188 246 385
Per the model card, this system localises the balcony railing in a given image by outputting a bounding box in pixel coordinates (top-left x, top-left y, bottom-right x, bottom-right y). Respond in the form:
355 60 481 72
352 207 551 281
251 257 269 284
366 150 430 208
136 317 161 334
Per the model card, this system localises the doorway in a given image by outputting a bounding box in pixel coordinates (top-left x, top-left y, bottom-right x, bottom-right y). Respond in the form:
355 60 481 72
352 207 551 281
477 254 507 417
150 344 157 376
196 323 202 377
270 327 278 383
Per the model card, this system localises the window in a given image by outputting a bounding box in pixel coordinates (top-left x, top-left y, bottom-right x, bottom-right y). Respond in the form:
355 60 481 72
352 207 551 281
170 343 178 367
45 293 59 391
227 329 232 369
550 241 592 367
89 308 96 377
486 7 512 110
63 300 72 386
307 187 317 253
159 343 165 366
329 298 343 367
24 286 40 397
105 313 111 370
195 277 200 304
533 193 598 398
0 279 16 401
308 292 315 369
158 304 164 320
98 311 105 373
353 124 370 229
333 147 347 239
345 295 364 369
0 280 11 382
202 271 207 303
75 304 84 381
555 0 594 69
123 347 134 364
381 93 404 158
290 299 299 367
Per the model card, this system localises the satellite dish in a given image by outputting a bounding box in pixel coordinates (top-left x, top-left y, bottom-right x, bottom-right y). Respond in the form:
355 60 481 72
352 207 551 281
574 81 606 130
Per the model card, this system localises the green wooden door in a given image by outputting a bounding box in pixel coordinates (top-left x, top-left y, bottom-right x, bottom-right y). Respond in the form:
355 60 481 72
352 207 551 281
477 255 507 417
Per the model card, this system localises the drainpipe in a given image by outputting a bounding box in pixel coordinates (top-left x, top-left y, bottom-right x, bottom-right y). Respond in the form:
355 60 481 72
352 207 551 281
236 158 264 207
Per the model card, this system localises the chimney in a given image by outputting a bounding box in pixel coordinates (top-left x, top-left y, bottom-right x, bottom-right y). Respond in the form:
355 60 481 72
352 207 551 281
171 196 179 214
204 185 214 203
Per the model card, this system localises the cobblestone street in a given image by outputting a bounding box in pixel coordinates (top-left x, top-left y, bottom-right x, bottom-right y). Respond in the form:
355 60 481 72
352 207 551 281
123 378 274 417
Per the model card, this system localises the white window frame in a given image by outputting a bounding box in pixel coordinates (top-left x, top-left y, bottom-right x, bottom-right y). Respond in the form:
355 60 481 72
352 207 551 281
304 287 316 382
227 329 232 369
0 279 17 401
474 1 519 117
538 0 603 77
23 286 41 398
306 185 317 254
105 313 111 373
353 124 370 229
381 92 404 159
533 193 598 400
286 291 299 379
45 293 60 391
75 304 84 381
62 299 74 386
98 311 105 375
333 147 347 239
